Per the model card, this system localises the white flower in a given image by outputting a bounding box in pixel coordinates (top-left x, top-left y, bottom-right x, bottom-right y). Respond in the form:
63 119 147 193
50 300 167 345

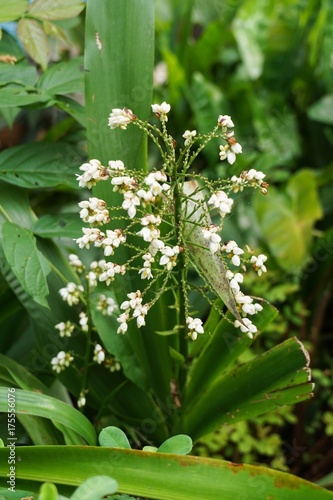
111 176 137 193
93 344 105 364
187 317 204 340
99 262 126 285
122 191 140 218
208 190 234 217
159 246 180 271
76 159 109 189
55 321 74 338
151 102 171 121
77 392 86 408
251 254 268 276
96 294 117 316
231 142 242 155
69 254 84 272
76 228 105 249
79 311 89 332
226 271 244 294
88 271 97 287
78 197 109 225
149 238 165 256
202 225 221 254
221 241 244 267
137 226 160 242
51 351 74 373
139 253 154 280
59 282 83 306
234 318 257 338
140 214 162 226
101 229 126 256
108 160 125 172
117 312 129 334
218 115 234 128
182 130 197 146
108 108 136 129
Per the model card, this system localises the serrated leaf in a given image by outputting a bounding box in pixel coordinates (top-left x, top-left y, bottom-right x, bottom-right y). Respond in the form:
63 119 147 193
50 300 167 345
157 435 192 455
99 426 131 449
0 143 79 189
17 18 50 70
71 476 118 500
37 57 84 95
28 0 85 21
2 222 51 307
0 0 28 22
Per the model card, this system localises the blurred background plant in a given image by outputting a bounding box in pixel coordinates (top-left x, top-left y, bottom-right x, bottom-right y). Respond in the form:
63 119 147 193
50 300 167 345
0 0 332 490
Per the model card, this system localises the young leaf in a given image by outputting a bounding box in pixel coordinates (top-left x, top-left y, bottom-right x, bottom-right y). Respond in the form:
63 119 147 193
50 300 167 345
38 482 59 500
0 0 28 22
2 222 51 308
99 427 131 449
157 435 192 455
17 18 50 70
28 0 85 21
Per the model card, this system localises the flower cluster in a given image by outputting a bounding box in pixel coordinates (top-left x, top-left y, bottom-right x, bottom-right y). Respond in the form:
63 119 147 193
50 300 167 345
71 102 269 343
51 351 74 373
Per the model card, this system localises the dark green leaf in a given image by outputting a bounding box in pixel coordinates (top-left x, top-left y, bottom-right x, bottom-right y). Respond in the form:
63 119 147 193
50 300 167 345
32 214 82 239
37 57 84 95
0 143 80 189
2 222 51 307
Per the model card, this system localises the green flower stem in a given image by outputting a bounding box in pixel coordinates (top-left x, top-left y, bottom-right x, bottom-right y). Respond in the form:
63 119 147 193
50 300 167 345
173 163 188 392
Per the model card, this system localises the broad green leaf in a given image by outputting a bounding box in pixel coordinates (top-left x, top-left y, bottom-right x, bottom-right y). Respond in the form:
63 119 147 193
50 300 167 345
0 63 37 87
39 482 59 500
0 445 332 500
99 426 131 449
180 337 313 440
28 0 85 21
0 388 96 445
0 143 79 189
184 301 278 408
157 435 192 455
17 18 50 70
32 214 82 239
0 88 52 107
55 96 87 127
254 170 323 271
2 222 51 308
71 476 118 500
307 94 333 125
37 57 84 95
232 17 264 80
0 0 28 22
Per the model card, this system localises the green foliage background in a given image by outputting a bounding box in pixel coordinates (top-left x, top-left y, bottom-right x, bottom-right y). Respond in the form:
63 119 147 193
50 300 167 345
0 0 332 494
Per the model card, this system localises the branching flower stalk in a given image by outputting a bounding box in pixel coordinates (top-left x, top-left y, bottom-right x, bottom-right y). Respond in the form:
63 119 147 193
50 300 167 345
51 103 270 399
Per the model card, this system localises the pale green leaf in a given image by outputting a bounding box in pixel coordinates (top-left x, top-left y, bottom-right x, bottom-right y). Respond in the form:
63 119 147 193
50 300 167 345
39 482 59 500
28 0 85 21
17 18 50 70
99 427 131 449
308 94 333 125
2 222 51 308
71 476 118 500
157 435 192 455
0 0 28 22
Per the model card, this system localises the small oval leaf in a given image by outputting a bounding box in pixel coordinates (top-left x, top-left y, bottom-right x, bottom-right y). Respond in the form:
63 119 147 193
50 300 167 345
99 426 131 449
71 476 118 500
157 435 193 455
